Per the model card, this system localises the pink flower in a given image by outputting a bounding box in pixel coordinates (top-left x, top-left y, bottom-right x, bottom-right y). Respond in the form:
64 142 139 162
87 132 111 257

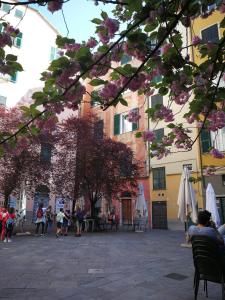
48 0 63 13
86 38 97 48
210 148 224 159
192 36 201 46
142 131 155 142
127 109 140 123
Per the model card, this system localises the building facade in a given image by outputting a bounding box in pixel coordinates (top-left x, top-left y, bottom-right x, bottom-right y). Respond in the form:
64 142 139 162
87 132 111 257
191 8 225 222
0 1 59 107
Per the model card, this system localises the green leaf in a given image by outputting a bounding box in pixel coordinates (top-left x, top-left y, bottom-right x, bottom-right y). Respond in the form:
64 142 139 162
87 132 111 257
30 125 40 136
89 79 106 86
167 123 175 129
49 56 70 70
0 48 5 60
119 98 128 106
0 145 4 157
135 132 142 138
144 22 158 33
6 54 17 61
158 87 168 96
56 35 75 48
91 18 102 24
101 11 108 20
127 0 142 12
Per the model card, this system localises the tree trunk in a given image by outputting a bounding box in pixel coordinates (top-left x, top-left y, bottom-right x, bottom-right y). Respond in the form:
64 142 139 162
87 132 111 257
4 193 10 208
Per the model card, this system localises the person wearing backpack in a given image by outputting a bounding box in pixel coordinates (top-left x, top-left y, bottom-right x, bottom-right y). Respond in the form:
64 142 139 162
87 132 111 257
56 208 66 238
75 205 84 237
35 203 45 236
5 207 16 242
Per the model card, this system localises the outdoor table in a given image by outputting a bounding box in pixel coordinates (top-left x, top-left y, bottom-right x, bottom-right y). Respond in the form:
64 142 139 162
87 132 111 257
84 219 95 232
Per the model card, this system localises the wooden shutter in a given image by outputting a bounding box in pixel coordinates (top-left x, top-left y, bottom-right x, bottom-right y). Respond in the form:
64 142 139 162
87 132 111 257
200 129 212 153
114 114 120 135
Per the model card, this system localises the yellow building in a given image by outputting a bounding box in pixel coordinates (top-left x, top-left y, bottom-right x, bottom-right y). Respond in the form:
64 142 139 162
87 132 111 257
191 7 225 221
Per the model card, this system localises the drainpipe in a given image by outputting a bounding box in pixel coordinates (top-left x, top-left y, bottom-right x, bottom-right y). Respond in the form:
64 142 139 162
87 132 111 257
189 25 206 209
146 95 152 228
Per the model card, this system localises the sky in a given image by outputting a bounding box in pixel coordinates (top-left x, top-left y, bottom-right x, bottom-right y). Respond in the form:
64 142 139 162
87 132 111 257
35 0 113 42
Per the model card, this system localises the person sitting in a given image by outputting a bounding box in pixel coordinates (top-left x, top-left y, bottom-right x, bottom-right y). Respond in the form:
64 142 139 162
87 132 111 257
188 210 224 245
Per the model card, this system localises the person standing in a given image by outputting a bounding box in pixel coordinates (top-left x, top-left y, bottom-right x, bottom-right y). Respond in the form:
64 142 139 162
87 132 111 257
75 205 84 237
56 208 66 238
5 207 16 242
63 210 70 236
1 207 9 242
45 205 53 234
35 203 45 236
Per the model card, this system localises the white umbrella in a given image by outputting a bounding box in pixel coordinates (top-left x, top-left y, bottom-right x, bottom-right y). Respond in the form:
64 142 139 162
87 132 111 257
177 167 198 224
206 183 220 228
135 183 148 218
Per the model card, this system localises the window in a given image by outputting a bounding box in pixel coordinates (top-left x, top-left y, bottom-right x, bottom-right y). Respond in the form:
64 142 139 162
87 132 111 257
201 24 219 43
40 144 52 164
200 128 212 153
207 4 216 11
152 75 162 84
2 3 10 13
50 47 58 61
154 128 164 142
0 95 6 106
14 9 23 19
14 32 23 48
114 109 139 135
211 127 225 152
183 164 192 171
0 23 4 33
90 98 99 107
121 54 132 65
94 120 104 140
151 94 163 108
153 167 166 190
10 72 17 83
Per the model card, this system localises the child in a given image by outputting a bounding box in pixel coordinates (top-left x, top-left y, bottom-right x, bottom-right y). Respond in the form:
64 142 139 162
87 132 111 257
56 208 66 238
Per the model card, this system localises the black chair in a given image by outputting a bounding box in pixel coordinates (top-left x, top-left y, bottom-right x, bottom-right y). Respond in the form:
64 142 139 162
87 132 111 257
191 235 225 299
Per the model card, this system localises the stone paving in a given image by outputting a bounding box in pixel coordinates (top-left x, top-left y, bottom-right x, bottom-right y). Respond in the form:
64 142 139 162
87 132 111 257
0 230 221 300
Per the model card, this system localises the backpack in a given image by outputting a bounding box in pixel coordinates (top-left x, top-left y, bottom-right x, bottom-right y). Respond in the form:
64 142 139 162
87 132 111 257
6 217 14 228
37 208 43 218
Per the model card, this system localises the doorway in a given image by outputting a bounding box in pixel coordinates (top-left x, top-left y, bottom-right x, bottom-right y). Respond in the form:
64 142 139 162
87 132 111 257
152 201 168 229
122 198 132 224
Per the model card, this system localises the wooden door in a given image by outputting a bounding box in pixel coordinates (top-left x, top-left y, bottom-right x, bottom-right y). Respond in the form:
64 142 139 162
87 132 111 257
152 201 168 229
122 199 132 224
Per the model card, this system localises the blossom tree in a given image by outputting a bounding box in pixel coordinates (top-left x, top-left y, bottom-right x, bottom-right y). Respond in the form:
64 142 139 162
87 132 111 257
52 115 139 216
0 0 224 165
0 106 54 206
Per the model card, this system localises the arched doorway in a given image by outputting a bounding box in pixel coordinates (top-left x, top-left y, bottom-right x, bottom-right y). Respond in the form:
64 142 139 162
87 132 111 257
32 185 50 222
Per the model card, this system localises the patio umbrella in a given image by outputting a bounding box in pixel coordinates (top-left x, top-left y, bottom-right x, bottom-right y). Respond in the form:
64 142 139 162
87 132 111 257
177 167 198 224
206 183 220 228
135 183 148 218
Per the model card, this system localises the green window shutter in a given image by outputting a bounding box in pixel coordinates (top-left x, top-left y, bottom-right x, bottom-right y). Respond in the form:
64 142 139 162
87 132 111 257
0 23 3 33
114 114 120 135
50 47 56 61
153 167 166 190
152 75 162 84
15 32 22 48
2 3 10 12
154 128 164 142
132 122 138 131
200 129 212 153
15 9 23 19
121 54 132 65
0 95 7 106
131 108 139 131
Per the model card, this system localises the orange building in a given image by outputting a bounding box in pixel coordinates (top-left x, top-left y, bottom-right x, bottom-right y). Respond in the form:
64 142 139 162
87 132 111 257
80 74 151 227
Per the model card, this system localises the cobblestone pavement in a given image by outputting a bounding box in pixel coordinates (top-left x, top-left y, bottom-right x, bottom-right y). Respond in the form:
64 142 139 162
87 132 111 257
0 230 221 300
